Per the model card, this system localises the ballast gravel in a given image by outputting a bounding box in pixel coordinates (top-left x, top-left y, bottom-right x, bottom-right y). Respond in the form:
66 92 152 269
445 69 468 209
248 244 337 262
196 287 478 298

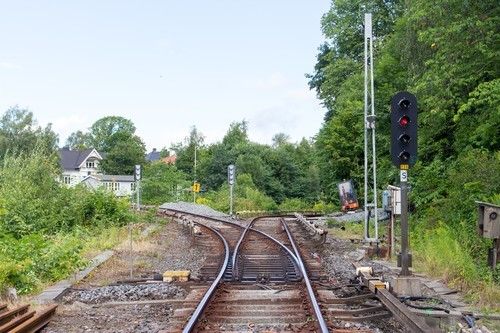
159 201 229 218
62 283 187 304
43 303 172 333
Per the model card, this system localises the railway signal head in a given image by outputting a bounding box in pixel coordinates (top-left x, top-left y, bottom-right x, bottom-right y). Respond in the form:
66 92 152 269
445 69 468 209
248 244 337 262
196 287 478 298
228 164 235 186
391 92 418 168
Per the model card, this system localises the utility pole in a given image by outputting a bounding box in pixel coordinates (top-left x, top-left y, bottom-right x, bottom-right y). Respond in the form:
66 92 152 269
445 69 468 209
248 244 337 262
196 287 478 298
364 13 378 242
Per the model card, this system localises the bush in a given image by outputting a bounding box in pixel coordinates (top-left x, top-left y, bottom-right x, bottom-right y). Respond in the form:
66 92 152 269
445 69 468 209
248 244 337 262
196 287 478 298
0 233 86 294
278 198 310 211
0 148 133 294
412 222 486 288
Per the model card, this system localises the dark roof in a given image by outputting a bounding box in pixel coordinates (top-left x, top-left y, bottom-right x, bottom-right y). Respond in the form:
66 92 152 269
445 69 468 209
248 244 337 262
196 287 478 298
146 148 160 162
100 175 134 182
58 148 99 170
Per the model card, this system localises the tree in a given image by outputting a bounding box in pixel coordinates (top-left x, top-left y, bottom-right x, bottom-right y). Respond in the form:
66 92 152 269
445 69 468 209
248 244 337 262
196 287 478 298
271 133 291 148
197 121 248 191
100 136 146 175
171 126 205 179
141 162 189 204
0 106 58 161
87 116 136 152
66 116 146 175
66 130 91 150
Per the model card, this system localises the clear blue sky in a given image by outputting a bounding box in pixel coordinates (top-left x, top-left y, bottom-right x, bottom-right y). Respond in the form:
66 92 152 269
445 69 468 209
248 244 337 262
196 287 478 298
0 1 330 151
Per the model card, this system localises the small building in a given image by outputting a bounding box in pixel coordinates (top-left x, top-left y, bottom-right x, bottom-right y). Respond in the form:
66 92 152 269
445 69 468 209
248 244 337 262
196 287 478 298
59 147 135 197
80 174 135 197
162 155 177 165
146 148 161 162
59 147 103 186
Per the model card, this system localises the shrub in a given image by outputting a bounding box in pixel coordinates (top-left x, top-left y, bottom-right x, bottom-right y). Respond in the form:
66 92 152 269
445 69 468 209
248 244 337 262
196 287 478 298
411 222 489 289
278 198 310 211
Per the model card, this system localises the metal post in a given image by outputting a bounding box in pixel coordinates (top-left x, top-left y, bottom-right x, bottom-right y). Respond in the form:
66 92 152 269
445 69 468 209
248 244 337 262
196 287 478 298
390 211 395 257
229 184 233 216
136 179 140 211
363 13 378 242
493 238 499 271
400 178 410 276
130 179 140 278
370 27 378 241
193 141 197 204
363 13 369 240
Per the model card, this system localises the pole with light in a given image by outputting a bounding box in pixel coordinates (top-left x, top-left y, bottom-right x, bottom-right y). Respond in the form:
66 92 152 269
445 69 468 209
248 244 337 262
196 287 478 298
390 91 418 276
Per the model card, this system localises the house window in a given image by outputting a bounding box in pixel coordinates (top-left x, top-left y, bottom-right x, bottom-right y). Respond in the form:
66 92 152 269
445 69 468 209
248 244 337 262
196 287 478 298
131 182 136 191
63 176 71 184
86 161 96 168
105 182 120 191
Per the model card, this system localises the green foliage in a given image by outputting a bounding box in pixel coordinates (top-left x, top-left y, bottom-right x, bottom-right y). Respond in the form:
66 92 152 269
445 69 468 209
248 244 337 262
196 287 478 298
0 106 58 162
0 149 130 238
454 79 500 152
66 116 146 175
411 222 490 289
141 162 190 204
310 0 500 301
0 145 132 294
0 233 86 294
170 126 204 180
278 198 310 211
100 135 146 175
195 123 321 204
200 173 277 213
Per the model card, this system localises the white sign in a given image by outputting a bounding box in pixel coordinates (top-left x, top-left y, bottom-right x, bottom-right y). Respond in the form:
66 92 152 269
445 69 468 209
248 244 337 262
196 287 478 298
400 170 408 182
228 164 235 185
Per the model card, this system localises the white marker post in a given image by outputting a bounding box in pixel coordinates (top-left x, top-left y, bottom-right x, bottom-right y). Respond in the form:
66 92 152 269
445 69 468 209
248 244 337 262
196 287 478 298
130 164 141 278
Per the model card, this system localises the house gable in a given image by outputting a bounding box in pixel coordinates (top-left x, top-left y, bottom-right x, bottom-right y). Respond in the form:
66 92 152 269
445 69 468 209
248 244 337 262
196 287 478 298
77 149 103 169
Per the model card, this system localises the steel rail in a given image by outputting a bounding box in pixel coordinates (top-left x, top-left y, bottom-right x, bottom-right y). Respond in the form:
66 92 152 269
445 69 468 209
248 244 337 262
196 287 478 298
231 216 301 281
164 209 324 331
162 209 300 267
280 218 329 333
376 288 440 333
182 222 230 333
230 216 258 279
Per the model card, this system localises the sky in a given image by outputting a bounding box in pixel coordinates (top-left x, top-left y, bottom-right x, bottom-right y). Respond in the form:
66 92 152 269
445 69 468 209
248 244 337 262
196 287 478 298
0 1 330 151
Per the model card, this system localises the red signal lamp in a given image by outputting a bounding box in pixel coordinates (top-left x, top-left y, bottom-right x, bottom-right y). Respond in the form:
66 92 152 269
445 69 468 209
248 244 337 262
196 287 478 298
399 115 410 127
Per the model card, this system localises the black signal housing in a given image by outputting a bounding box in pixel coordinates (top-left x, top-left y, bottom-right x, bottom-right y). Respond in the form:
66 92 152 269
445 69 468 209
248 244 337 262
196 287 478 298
391 92 418 167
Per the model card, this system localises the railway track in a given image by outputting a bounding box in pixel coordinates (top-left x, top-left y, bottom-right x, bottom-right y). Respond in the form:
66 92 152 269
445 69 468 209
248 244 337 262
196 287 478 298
160 209 438 333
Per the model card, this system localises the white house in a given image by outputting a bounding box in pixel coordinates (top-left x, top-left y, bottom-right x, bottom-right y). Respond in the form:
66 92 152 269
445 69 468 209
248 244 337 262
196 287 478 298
58 147 135 197
81 174 136 197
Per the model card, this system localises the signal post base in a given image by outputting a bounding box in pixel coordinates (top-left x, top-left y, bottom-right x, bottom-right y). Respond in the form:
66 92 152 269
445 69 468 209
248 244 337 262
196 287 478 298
389 276 422 297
